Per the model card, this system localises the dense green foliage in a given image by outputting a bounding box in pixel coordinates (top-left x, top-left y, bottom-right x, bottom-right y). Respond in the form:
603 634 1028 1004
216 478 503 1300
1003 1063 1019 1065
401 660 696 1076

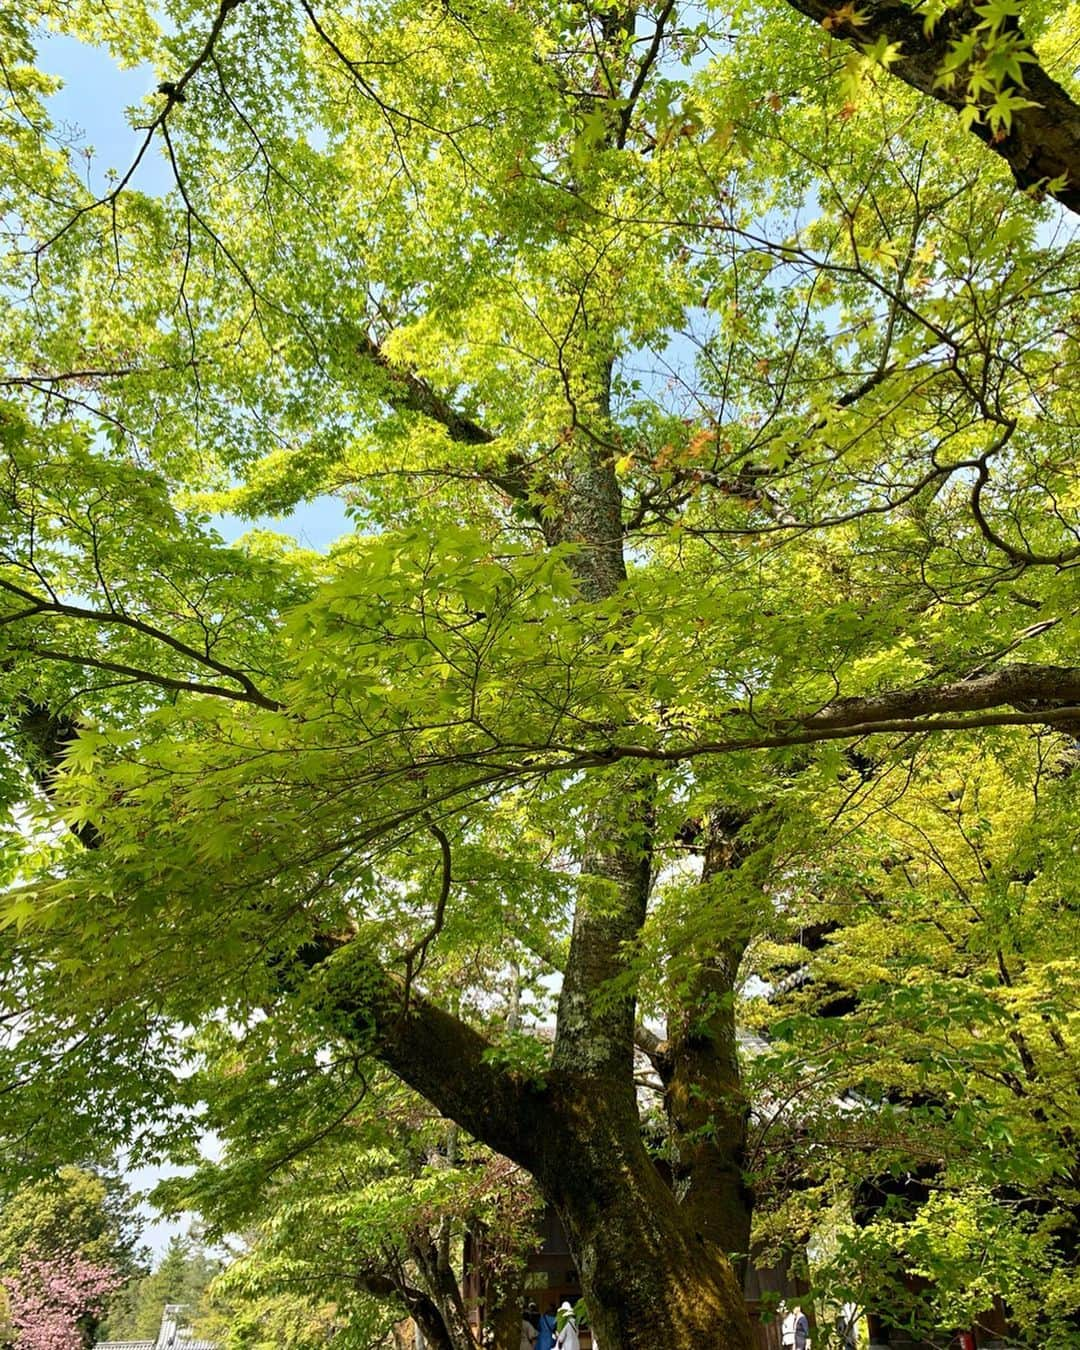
1 0 1079 1344
0 1168 138 1276
745 740 1080 1339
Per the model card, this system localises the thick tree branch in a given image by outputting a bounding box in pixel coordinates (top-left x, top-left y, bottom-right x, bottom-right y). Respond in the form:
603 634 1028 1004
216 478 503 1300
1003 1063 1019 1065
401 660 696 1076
779 0 1080 214
357 336 494 448
355 335 552 512
566 664 1080 765
7 697 540 1178
323 956 544 1172
354 1268 456 1350
634 1021 670 1069
801 662 1080 732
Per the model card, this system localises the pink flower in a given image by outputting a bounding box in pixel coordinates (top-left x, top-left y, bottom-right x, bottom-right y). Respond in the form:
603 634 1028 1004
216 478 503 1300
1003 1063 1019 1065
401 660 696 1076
2 1251 123 1350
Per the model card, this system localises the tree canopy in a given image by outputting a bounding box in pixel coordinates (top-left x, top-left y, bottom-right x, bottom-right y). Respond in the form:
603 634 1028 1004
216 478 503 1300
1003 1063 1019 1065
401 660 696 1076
1 0 1078 1345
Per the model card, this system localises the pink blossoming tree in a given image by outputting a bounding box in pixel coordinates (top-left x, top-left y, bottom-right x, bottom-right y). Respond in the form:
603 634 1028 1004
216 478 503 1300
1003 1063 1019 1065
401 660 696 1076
2 1251 122 1350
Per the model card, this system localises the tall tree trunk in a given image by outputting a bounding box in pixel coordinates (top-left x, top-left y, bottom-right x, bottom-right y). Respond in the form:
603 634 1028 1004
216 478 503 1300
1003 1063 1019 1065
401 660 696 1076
665 812 755 1267
532 438 754 1349
537 1084 752 1348
371 434 755 1346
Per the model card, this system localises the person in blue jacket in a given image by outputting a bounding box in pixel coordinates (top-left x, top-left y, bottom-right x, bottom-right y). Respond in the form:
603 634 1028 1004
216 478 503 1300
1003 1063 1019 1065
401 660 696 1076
538 1304 558 1350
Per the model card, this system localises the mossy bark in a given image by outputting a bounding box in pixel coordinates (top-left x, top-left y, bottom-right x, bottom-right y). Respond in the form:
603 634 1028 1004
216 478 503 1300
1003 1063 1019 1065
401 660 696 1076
536 1086 754 1350
664 813 756 1266
354 997 756 1348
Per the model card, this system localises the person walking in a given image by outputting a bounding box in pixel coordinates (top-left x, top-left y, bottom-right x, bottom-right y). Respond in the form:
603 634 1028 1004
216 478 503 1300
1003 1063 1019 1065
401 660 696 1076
792 1303 810 1350
555 1301 580 1350
538 1305 558 1350
781 1305 796 1350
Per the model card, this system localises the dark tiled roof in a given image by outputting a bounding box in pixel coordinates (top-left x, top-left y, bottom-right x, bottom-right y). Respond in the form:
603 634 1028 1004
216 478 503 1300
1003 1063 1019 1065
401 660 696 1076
97 1342 217 1350
96 1301 220 1350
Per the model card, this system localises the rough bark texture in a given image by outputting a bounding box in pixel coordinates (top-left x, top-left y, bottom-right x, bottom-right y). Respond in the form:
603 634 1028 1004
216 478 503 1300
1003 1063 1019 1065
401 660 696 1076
336 957 754 1348
541 442 751 1347
803 663 1080 732
329 960 543 1172
357 1269 461 1350
538 1087 753 1349
664 814 755 1267
552 794 650 1088
780 0 1080 215
575 663 1080 764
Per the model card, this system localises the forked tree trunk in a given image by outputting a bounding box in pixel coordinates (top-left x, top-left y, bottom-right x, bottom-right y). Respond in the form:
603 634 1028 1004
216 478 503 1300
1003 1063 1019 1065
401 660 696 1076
351 973 755 1348
536 1085 754 1350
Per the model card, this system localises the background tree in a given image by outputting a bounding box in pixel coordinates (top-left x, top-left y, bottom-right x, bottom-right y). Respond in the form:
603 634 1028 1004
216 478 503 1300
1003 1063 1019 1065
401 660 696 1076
0 1169 138 1350
743 736 1080 1345
0 0 1078 1347
2 1252 121 1350
101 1235 221 1342
195 1287 345 1350
153 1023 543 1349
0 1169 139 1276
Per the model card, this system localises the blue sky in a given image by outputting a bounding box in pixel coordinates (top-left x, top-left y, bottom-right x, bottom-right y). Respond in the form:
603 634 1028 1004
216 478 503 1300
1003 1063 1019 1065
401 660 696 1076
41 33 352 557
42 35 169 195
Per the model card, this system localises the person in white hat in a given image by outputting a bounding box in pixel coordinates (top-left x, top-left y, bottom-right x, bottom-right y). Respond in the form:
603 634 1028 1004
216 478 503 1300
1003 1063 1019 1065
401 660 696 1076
554 1301 580 1350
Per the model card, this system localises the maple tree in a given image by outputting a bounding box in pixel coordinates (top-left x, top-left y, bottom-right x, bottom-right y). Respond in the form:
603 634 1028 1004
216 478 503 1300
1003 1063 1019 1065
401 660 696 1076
1 0 1079 1347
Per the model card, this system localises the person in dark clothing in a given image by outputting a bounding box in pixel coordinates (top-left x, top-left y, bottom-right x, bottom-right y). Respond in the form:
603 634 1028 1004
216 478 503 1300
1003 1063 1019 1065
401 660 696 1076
538 1305 558 1350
